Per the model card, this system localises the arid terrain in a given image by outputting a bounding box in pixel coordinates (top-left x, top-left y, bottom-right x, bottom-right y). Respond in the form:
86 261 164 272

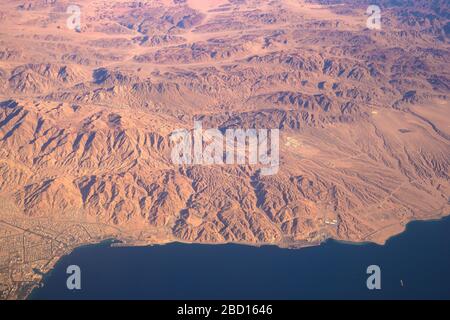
0 0 449 299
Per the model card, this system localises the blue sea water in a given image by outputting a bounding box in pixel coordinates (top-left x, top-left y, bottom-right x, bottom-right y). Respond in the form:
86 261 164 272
30 216 450 300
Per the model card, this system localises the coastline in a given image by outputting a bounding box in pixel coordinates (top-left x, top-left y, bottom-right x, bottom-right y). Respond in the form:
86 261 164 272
29 214 450 300
26 238 119 300
26 212 450 300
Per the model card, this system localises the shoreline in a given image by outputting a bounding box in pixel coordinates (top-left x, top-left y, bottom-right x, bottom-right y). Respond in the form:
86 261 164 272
26 238 119 300
26 213 450 300
28 216 450 300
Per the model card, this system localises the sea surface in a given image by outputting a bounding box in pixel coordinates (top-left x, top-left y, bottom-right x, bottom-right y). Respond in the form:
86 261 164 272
30 216 450 300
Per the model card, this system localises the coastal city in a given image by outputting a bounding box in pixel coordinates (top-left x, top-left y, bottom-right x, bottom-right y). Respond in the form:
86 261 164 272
0 199 119 299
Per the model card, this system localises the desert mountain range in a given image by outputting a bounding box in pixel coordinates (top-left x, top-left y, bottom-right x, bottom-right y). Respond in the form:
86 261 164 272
0 0 449 299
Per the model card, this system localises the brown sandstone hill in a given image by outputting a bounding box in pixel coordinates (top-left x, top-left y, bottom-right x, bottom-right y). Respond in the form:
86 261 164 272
0 0 449 299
